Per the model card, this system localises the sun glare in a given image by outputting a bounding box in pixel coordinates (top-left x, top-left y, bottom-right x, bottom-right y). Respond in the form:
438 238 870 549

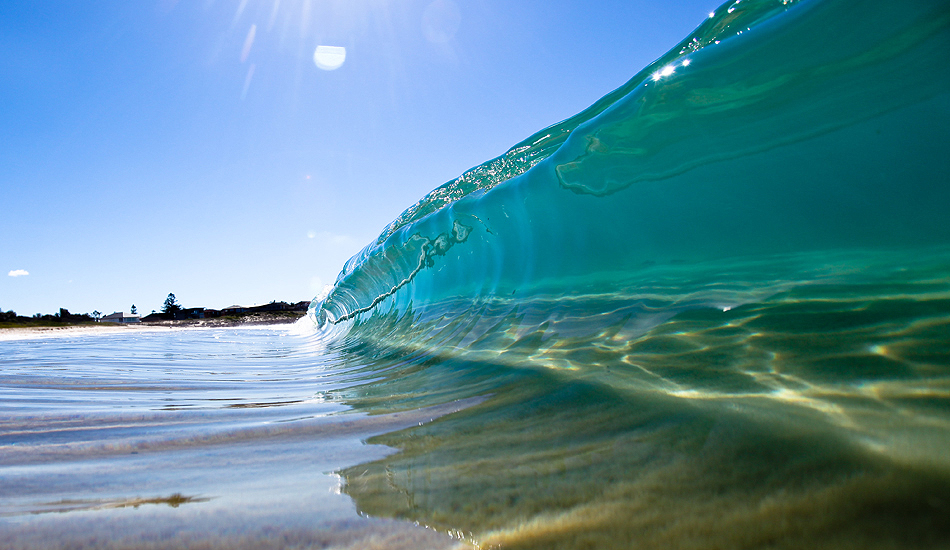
313 45 347 70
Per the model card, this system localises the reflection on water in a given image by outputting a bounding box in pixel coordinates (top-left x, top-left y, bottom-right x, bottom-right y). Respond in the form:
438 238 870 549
20 494 210 516
0 327 473 550
333 249 950 549
1 250 948 548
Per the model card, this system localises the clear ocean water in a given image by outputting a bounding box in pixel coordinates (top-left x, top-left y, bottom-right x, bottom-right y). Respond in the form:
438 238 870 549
3 0 950 547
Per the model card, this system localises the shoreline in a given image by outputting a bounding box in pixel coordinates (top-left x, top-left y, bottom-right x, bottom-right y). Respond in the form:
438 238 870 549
0 313 309 341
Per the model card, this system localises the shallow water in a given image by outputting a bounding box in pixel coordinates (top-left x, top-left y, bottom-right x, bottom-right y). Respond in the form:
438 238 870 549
0 327 474 549
4 0 950 547
329 247 950 548
4 249 948 548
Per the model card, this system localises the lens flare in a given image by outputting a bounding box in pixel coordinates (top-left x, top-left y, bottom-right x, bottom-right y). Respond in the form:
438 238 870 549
313 46 346 71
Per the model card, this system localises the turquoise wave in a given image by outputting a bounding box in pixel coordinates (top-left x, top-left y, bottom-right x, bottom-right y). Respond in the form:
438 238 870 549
309 0 950 343
298 2 950 544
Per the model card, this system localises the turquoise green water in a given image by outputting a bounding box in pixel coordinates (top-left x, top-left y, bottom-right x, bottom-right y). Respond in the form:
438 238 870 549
312 0 950 329
307 0 950 546
325 247 950 548
2 0 949 548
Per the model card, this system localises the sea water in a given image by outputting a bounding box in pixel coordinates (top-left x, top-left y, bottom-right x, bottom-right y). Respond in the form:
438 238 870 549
3 0 950 548
0 327 476 548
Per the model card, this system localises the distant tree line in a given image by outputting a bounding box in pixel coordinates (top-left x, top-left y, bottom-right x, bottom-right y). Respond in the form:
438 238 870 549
0 308 94 326
2 293 309 327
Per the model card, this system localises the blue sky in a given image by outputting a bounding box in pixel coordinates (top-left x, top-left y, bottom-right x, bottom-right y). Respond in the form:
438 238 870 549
2 0 720 316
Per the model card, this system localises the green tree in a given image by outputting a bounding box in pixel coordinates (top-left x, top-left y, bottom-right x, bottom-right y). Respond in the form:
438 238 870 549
162 293 182 314
131 304 137 314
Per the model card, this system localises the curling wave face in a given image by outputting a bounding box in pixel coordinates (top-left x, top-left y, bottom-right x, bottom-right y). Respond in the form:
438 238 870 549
308 0 950 352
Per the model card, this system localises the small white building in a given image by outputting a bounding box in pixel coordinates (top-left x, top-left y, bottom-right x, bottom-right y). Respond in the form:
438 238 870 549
99 312 141 323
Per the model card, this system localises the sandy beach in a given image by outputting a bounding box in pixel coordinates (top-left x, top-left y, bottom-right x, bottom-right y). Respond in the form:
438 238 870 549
0 314 307 341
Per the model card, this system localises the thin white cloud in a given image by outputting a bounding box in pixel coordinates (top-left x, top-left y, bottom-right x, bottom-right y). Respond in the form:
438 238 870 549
308 231 358 247
8 269 29 277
